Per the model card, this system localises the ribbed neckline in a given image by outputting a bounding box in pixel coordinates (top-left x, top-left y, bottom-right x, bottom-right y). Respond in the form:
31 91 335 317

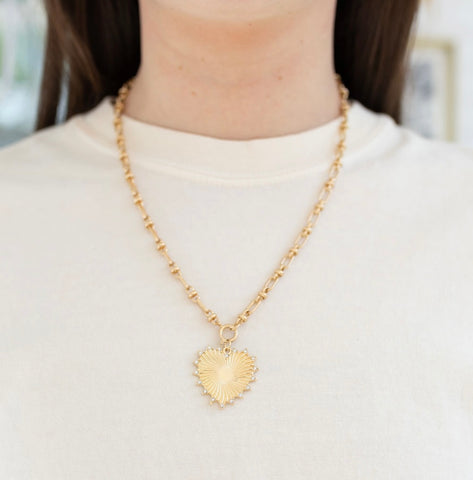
73 95 390 182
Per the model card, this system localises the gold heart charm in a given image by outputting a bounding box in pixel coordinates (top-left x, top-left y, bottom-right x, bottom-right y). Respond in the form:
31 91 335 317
193 346 257 408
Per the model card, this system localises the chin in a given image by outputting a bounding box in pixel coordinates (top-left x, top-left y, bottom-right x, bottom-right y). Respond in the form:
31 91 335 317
147 0 315 21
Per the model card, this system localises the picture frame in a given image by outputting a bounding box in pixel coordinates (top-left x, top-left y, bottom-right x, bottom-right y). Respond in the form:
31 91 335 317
402 37 456 141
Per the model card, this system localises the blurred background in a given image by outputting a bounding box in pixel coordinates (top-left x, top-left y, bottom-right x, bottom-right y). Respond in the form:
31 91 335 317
0 0 472 148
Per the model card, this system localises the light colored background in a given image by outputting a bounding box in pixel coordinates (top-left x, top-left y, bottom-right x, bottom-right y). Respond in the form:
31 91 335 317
0 0 45 146
402 0 473 145
0 0 472 147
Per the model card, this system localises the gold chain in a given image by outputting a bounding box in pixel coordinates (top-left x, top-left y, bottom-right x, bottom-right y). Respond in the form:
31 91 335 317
113 74 349 338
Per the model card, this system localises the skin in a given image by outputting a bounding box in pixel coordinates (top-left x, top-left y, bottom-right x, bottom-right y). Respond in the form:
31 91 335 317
125 0 340 140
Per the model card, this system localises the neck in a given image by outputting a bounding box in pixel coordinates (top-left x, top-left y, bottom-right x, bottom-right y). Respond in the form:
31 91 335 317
125 1 340 140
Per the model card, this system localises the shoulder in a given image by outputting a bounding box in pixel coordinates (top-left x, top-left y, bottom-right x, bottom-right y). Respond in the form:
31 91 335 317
387 123 473 175
351 100 473 170
343 102 473 252
0 101 119 233
0 111 116 185
387 120 473 195
348 101 473 194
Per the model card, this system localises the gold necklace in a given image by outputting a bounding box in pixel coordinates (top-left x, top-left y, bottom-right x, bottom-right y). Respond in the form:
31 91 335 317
113 74 350 409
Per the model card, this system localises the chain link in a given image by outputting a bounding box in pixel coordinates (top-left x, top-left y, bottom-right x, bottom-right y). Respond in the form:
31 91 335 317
113 74 350 332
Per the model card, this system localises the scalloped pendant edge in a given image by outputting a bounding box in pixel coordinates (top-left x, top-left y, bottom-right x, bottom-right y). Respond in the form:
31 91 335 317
193 346 258 409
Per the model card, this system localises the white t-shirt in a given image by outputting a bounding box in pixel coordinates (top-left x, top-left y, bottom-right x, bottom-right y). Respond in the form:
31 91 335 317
1 97 473 479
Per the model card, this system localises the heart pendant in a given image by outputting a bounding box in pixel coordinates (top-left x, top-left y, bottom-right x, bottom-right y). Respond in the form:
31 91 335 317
193 346 257 408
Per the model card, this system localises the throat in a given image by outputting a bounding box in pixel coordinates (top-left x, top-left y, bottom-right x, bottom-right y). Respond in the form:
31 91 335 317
125 1 341 140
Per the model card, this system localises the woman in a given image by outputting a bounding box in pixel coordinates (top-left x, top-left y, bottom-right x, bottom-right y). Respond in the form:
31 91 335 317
1 0 473 478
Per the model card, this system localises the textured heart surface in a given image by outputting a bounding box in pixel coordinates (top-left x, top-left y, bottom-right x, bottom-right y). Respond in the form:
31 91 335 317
194 347 257 408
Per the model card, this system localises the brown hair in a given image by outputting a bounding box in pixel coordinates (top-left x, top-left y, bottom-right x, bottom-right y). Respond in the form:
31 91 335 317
36 0 419 130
